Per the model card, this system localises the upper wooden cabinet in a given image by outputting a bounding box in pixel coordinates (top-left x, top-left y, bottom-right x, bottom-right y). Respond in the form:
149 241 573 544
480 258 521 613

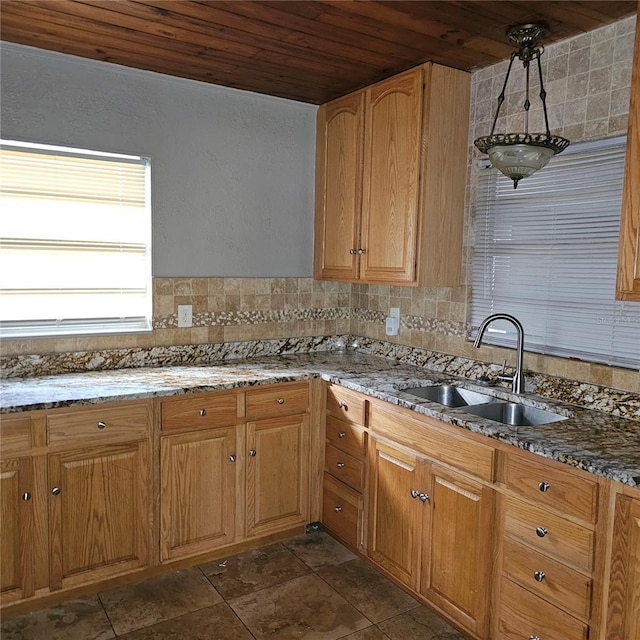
616 7 640 301
314 63 470 286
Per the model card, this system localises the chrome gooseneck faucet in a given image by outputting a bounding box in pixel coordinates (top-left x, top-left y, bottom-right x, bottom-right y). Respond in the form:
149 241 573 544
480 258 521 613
473 313 525 394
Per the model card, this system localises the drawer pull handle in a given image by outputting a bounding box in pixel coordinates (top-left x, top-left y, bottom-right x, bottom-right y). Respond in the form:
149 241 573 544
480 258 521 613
249 449 257 457
51 487 61 495
97 421 106 429
338 401 347 410
536 526 548 538
276 398 284 404
22 492 31 501
228 455 236 463
199 409 206 416
534 571 546 582
538 481 550 492
334 506 342 513
337 462 345 469
338 431 347 438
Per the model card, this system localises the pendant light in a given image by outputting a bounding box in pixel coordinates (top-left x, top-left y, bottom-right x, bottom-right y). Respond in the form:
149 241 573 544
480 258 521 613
474 22 570 188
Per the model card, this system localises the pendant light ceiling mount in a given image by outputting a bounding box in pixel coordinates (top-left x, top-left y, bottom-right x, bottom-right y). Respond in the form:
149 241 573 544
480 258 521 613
474 22 570 189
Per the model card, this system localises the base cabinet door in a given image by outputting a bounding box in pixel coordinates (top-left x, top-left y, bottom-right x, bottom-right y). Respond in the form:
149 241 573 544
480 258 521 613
246 414 310 537
48 441 151 590
367 438 427 590
420 466 493 639
160 427 237 561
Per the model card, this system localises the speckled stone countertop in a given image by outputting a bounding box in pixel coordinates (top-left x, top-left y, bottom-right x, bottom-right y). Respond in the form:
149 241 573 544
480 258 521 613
1 352 639 488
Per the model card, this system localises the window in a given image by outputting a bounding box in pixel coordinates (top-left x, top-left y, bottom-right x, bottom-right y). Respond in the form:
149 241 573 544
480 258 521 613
0 141 152 338
472 135 639 370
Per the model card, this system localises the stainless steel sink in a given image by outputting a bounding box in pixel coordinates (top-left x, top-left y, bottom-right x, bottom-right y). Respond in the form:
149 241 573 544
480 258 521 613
403 385 496 408
463 402 567 426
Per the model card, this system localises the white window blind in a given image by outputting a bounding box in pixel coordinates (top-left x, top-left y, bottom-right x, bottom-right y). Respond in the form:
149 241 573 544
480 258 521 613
0 141 152 338
472 135 639 370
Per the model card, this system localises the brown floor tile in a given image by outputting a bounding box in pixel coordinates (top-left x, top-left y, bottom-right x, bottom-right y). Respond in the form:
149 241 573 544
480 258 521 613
0 596 114 640
317 558 420 623
376 606 466 640
116 602 253 640
99 567 221 635
340 627 391 640
200 542 311 599
283 530 357 570
229 573 371 640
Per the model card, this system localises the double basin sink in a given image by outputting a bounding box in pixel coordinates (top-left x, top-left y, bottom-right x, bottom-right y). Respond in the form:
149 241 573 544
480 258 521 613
404 384 566 427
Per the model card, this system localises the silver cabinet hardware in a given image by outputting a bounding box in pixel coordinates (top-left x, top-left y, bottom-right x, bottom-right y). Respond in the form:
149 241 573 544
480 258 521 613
199 409 206 416
276 398 284 404
334 506 342 513
337 401 347 409
410 490 430 502
97 421 106 429
534 571 545 582
411 490 420 499
228 455 236 463
538 481 550 492
529 636 541 640
419 493 430 502
338 431 347 438
336 462 345 469
249 449 257 457
22 492 31 501
536 526 548 538
357 248 366 254
51 487 61 495
349 249 357 255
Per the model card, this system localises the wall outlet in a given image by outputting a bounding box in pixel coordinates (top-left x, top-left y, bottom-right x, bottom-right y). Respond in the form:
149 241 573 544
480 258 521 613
177 304 193 328
389 307 400 321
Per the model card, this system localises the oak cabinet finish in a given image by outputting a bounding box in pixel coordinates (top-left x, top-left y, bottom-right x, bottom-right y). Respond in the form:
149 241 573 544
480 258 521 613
322 473 362 549
314 63 470 286
160 393 238 431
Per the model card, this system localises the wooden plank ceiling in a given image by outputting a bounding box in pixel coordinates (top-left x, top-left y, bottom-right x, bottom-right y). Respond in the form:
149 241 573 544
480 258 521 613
1 1 636 104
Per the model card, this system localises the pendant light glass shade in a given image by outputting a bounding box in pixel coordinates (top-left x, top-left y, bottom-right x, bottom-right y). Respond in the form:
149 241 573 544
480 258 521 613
474 23 569 188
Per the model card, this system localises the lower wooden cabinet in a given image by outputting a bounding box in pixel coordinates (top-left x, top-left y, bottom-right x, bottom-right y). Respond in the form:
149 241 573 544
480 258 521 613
322 473 363 549
160 426 237 561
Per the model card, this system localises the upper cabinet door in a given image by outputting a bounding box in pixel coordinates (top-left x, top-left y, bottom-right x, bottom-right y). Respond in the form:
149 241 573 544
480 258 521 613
616 6 640 301
314 92 364 281
360 69 423 284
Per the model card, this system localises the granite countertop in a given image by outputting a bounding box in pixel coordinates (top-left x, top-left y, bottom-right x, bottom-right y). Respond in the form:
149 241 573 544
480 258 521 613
1 351 639 488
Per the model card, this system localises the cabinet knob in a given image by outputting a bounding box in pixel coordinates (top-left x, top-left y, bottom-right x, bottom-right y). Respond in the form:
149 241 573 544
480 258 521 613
338 431 347 438
228 455 236 463
334 506 342 513
97 421 106 429
22 492 31 501
538 481 550 492
349 249 357 255
534 571 546 582
199 409 206 416
276 398 284 405
411 489 420 499
337 401 347 409
419 493 430 502
51 487 61 495
249 449 257 457
529 637 541 640
536 526 548 538
357 248 366 254
336 462 345 469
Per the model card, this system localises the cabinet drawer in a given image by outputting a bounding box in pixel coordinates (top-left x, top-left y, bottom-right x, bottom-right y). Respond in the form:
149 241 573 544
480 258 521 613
369 402 495 482
325 442 365 491
327 386 366 425
498 577 588 640
504 496 594 572
47 402 151 447
0 415 32 457
326 416 366 458
504 452 598 523
162 392 238 431
245 383 308 420
322 473 362 548
503 537 591 619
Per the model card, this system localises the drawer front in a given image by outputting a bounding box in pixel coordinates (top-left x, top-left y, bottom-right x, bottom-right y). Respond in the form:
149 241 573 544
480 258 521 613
245 383 308 420
504 452 598 523
503 537 591 619
326 416 366 459
48 402 151 447
325 443 365 491
369 402 495 482
504 496 594 572
162 392 238 431
327 386 366 425
0 415 32 457
322 474 362 548
498 577 588 640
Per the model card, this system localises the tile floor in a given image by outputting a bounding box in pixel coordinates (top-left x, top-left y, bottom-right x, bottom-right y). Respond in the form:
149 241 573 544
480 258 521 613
1 531 466 640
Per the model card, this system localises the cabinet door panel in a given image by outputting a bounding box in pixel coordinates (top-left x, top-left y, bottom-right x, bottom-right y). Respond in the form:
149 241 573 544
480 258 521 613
368 438 425 589
161 427 236 561
314 92 364 281
361 69 422 283
246 415 310 537
49 441 151 590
